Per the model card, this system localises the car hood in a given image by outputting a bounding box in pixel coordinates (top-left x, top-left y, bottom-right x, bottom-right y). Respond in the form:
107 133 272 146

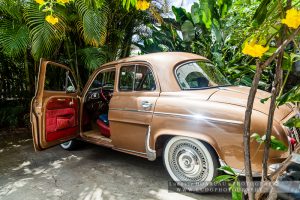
208 86 293 121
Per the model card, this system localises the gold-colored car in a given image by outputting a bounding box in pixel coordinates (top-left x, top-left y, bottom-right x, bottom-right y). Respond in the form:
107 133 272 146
31 52 295 190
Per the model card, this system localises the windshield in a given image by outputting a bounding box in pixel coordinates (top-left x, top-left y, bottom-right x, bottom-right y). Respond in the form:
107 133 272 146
175 61 230 90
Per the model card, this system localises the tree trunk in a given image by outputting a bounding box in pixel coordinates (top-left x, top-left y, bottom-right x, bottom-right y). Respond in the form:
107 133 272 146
243 60 263 200
261 45 284 180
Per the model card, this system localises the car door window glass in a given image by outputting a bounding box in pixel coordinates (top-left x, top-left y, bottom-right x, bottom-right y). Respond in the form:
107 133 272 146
90 70 115 91
119 65 135 91
44 64 77 92
134 65 156 91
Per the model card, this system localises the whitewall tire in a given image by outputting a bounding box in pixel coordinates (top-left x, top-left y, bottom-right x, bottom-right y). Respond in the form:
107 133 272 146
163 136 219 191
60 139 79 150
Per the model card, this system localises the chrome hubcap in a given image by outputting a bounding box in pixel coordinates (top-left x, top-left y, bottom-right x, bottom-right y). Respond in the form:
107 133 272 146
169 140 209 181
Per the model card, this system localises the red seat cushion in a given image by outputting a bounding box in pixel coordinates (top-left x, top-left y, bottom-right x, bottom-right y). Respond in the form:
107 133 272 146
96 119 110 137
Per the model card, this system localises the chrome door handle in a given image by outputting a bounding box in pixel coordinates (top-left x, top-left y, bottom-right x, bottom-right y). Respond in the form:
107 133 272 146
141 101 152 109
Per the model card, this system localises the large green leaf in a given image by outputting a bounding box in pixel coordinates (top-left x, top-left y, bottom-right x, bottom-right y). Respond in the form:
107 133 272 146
25 3 67 59
0 20 29 58
252 0 271 25
181 20 195 42
172 6 189 24
191 3 201 24
75 0 108 47
78 47 107 70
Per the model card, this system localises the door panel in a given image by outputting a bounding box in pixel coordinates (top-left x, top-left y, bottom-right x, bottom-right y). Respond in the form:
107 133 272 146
109 63 160 153
109 92 159 153
31 59 80 150
45 97 79 142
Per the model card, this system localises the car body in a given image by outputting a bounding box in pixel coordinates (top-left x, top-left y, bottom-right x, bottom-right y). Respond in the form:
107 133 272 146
31 52 297 190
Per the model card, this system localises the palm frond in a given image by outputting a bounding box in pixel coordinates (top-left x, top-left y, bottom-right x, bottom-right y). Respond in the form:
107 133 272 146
0 0 23 21
78 47 107 70
0 19 29 58
24 2 67 60
75 0 109 47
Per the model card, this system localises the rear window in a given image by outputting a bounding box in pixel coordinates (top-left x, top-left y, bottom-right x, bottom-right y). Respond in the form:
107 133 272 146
175 61 230 90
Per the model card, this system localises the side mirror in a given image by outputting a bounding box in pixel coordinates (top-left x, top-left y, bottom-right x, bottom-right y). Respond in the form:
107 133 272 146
66 85 76 93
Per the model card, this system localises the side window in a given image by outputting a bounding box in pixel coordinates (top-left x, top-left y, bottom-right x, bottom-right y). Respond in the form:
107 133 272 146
119 65 135 91
119 65 156 92
134 65 156 91
44 64 76 92
90 69 115 90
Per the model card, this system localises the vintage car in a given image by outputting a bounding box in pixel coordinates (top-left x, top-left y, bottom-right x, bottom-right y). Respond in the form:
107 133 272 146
31 52 295 190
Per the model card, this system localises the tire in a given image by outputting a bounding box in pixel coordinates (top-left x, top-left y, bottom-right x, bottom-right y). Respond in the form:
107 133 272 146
60 139 81 150
163 136 219 192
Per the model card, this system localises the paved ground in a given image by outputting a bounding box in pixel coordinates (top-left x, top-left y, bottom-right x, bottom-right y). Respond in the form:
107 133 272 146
0 132 230 200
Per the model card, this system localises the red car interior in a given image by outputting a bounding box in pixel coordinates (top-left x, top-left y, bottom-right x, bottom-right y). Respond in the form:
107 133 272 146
45 97 79 142
96 119 110 137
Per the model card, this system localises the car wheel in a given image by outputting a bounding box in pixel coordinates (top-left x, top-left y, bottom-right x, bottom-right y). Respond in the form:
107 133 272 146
60 139 80 150
163 136 219 191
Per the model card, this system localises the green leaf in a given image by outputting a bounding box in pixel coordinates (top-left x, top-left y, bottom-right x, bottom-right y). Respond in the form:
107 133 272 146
230 181 243 200
284 118 300 128
251 133 263 143
260 96 270 104
218 165 236 175
214 174 234 183
172 6 189 24
181 20 195 42
75 0 109 47
191 3 201 24
252 0 271 25
24 3 67 59
277 85 300 106
270 136 288 152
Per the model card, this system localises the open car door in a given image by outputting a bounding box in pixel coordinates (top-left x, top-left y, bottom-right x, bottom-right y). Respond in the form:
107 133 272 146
31 59 80 150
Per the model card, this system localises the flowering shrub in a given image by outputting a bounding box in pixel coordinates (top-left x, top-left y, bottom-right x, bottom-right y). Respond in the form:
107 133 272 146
136 0 150 11
45 15 59 25
242 42 269 58
243 7 300 58
281 8 300 29
34 0 73 25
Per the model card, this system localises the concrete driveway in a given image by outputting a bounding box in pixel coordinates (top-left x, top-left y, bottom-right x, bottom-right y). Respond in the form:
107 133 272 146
0 134 230 200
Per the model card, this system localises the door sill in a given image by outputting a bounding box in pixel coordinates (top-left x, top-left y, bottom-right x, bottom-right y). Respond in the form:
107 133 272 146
82 130 113 148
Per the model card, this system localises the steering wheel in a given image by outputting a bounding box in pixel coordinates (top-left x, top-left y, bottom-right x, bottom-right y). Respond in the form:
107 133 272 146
99 87 108 103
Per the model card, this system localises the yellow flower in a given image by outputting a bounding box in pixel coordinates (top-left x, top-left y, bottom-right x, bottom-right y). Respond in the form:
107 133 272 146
136 0 150 11
242 42 269 58
281 8 300 29
35 0 45 5
45 15 59 25
57 0 70 4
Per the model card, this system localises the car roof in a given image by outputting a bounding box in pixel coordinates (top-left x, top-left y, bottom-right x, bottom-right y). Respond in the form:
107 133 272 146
102 52 210 92
103 52 208 67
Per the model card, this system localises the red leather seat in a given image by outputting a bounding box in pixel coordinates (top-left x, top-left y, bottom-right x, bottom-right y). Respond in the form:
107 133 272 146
96 119 110 137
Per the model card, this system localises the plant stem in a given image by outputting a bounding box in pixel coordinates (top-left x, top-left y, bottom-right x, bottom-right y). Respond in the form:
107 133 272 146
243 60 263 200
262 48 284 180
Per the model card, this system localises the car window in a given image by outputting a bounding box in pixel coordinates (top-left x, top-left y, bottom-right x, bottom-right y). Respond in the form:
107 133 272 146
44 64 76 92
176 61 230 90
119 65 135 91
119 65 156 92
90 69 115 90
134 65 156 91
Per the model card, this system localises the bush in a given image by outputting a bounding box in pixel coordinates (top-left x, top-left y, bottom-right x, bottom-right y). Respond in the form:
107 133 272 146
0 100 30 128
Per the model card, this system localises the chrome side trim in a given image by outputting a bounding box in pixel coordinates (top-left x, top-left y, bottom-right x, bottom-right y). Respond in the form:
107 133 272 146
154 112 243 125
145 126 156 161
110 108 153 114
113 147 147 155
219 159 261 177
